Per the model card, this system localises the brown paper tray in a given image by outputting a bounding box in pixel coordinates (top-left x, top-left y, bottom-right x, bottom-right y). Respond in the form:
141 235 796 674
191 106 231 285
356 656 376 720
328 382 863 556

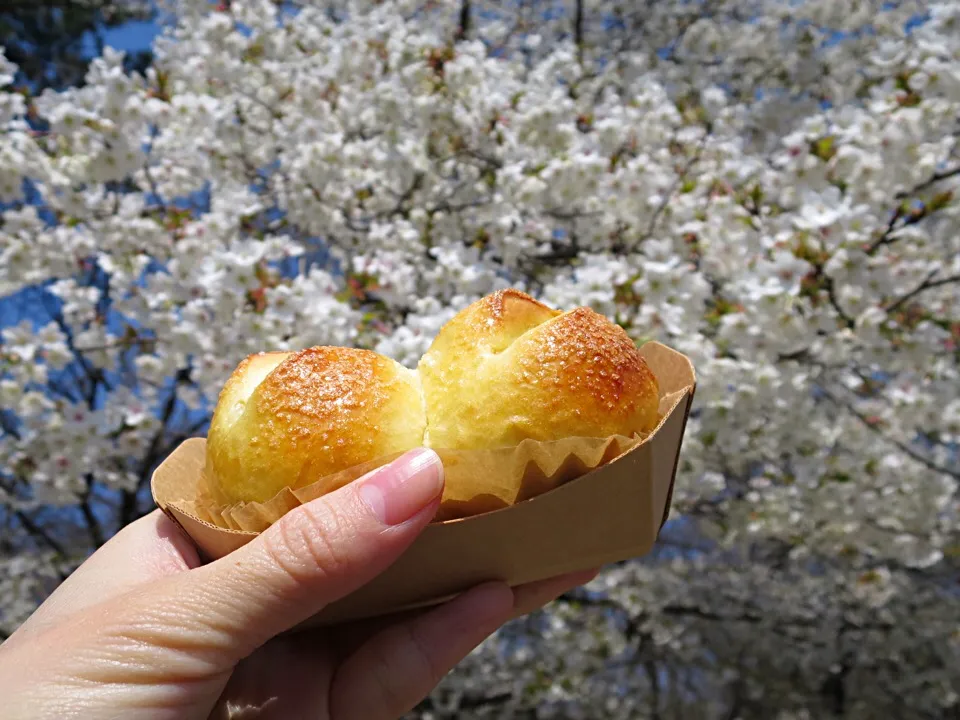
151 341 696 626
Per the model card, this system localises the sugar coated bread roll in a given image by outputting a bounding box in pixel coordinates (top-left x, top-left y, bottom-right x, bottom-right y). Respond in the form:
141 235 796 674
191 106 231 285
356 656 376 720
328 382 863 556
417 289 660 450
205 290 660 505
205 347 426 504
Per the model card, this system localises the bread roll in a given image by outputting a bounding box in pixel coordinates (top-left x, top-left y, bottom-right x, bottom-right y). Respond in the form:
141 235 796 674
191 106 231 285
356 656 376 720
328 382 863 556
205 347 426 504
205 290 660 505
418 289 660 450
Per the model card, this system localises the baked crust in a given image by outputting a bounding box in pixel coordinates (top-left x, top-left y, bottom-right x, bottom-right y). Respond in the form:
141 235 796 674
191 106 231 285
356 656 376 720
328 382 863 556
418 290 660 449
205 290 660 503
205 347 426 504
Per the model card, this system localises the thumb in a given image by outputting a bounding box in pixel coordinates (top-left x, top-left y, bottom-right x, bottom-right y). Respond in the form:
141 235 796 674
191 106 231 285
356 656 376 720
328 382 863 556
154 447 444 659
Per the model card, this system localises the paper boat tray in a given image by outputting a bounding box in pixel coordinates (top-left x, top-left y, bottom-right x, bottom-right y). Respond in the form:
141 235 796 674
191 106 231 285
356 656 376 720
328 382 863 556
151 341 696 626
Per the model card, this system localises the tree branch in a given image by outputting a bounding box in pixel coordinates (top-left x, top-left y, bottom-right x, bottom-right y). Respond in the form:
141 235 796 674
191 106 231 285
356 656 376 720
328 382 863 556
724 655 745 720
824 275 857 329
885 271 960 314
867 165 960 255
556 592 647 641
556 592 897 635
416 690 512 715
14 510 66 558
645 655 662 720
627 133 706 253
820 624 852 714
455 0 470 41
894 165 960 199
573 0 584 61
80 474 105 547
820 388 960 481
122 368 193 525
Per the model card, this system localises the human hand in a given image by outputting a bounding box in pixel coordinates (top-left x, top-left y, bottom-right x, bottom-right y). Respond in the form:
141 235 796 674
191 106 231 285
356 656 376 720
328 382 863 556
0 448 597 719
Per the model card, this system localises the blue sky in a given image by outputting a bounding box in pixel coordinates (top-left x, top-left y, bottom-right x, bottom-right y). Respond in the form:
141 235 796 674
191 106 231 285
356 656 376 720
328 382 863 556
82 19 162 59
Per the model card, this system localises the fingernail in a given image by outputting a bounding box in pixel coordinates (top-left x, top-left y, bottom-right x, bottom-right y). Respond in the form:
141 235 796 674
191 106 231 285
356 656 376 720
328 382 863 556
358 448 444 525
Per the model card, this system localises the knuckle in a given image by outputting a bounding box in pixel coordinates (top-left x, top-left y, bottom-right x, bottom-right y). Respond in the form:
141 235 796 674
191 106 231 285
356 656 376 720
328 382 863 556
367 651 406 715
259 500 353 587
400 621 442 688
365 622 441 716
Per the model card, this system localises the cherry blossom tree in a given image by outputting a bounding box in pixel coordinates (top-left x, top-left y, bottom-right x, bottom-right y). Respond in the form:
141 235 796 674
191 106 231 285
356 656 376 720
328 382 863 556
1 0 958 716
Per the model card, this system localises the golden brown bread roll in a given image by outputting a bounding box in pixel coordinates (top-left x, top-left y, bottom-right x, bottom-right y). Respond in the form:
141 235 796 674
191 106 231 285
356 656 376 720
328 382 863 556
205 347 426 504
418 290 660 450
205 290 660 505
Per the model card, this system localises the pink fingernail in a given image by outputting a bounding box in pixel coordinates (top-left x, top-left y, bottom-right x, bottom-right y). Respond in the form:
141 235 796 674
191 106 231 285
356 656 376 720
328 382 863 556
358 448 444 525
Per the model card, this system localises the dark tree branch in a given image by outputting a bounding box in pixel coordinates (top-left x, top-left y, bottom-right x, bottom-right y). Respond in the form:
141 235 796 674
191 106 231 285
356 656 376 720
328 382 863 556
40 293 107 408
820 388 960 480
544 208 602 220
867 164 960 255
724 656 745 720
414 690 512 715
557 591 898 636
455 0 470 41
556 592 646 641
627 132 707 253
80 474 105 547
574 0 584 60
14 510 66 558
824 276 856 329
885 272 960 314
645 656 662 720
122 372 186 526
865 205 931 255
820 624 852 715
894 164 960 199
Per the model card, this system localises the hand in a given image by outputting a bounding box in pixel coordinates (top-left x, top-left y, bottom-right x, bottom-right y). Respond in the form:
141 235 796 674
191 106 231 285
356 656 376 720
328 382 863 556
0 448 597 719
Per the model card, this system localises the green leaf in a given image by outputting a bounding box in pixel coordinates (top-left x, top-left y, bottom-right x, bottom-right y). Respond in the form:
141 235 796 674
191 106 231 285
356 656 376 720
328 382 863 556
810 135 836 162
